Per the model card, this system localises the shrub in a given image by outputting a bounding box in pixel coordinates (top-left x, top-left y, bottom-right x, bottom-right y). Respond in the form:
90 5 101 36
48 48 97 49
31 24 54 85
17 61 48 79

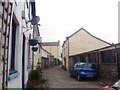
62 65 67 70
26 65 47 89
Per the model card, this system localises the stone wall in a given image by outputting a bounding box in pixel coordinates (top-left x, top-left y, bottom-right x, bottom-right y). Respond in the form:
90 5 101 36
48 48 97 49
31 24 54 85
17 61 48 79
99 64 118 84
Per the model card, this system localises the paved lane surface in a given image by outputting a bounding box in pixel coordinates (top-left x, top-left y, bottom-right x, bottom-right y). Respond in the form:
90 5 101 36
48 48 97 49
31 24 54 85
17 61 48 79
42 66 102 89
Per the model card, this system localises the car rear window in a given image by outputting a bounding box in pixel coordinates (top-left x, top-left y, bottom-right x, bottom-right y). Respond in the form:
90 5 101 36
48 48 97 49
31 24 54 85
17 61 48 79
82 63 96 68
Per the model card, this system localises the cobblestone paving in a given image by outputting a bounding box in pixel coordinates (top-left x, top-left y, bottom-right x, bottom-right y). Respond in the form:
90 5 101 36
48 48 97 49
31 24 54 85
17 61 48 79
42 65 102 89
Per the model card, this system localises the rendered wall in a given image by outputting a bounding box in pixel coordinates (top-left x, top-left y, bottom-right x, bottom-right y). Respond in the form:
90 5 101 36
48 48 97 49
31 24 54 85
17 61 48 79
118 1 120 43
69 29 110 56
62 28 110 70
42 45 61 60
8 1 33 88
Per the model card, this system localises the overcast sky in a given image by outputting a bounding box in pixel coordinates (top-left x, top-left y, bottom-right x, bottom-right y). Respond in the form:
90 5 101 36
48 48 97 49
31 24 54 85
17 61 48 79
36 0 119 45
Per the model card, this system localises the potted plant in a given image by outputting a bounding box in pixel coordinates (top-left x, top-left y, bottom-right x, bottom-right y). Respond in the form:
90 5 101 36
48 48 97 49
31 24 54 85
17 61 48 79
32 47 38 52
26 65 47 89
29 39 38 46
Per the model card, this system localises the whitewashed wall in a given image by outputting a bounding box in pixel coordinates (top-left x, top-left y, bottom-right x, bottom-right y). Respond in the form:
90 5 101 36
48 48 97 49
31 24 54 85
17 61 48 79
118 1 120 43
0 2 3 88
8 1 33 88
8 1 23 88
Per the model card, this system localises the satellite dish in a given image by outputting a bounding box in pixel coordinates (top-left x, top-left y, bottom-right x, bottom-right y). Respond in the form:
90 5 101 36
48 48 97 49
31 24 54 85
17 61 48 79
31 16 40 25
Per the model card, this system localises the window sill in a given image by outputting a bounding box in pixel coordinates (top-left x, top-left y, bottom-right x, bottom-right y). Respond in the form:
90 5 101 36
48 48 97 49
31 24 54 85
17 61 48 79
8 72 20 81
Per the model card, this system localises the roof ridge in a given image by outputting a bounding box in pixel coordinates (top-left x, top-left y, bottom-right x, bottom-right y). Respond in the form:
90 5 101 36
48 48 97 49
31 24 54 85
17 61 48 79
62 27 111 46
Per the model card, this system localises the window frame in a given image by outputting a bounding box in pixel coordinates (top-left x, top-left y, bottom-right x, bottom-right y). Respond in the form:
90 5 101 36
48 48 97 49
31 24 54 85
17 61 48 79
9 13 19 75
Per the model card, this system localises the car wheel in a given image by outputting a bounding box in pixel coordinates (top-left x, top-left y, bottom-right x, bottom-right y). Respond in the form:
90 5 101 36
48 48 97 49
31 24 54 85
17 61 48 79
94 77 97 81
77 74 82 81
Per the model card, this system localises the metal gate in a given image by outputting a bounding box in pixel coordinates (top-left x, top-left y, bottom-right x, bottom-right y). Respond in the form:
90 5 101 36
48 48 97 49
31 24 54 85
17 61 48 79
0 1 13 89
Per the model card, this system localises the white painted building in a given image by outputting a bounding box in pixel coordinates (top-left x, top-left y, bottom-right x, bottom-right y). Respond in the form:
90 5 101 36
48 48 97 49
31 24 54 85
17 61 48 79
0 0 40 89
118 1 120 43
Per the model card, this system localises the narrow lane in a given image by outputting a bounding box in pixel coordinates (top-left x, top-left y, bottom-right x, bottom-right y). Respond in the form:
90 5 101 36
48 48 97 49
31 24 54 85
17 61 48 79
42 65 102 88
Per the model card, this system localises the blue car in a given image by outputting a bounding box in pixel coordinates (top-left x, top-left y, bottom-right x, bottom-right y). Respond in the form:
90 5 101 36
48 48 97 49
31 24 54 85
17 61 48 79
70 62 97 81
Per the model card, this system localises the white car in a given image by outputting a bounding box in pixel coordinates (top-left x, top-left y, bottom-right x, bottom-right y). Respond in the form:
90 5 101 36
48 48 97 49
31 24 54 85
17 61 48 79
112 80 120 90
97 80 120 90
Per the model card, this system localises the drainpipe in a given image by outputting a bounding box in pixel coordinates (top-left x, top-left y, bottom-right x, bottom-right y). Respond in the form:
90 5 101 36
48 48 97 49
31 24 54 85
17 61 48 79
115 45 120 79
96 50 100 78
68 38 70 70
57 42 59 65
32 25 35 69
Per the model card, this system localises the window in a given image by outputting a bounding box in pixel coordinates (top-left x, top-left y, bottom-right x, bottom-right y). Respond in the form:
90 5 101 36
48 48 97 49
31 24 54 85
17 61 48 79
82 63 96 68
10 19 16 72
76 64 80 68
73 56 78 65
88 53 96 62
9 15 18 75
26 0 29 9
101 49 116 63
79 54 86 62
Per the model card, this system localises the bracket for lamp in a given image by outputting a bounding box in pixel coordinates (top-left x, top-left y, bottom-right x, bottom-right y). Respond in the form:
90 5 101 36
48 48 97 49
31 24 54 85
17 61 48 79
22 26 33 34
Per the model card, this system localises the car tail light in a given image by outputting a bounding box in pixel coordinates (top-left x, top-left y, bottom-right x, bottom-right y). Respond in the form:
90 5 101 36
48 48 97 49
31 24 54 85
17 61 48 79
80 69 83 72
